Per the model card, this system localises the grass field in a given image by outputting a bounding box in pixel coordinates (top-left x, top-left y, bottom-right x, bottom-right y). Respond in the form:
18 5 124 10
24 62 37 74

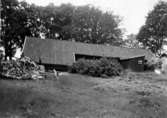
0 72 167 118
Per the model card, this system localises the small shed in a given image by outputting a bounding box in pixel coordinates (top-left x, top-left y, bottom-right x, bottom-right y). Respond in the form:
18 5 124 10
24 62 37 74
120 55 145 72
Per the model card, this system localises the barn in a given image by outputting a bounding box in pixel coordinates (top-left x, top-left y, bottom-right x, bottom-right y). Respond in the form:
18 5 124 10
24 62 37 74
22 37 153 72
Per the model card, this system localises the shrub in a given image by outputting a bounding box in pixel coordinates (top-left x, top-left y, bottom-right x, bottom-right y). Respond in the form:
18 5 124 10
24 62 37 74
69 59 89 74
69 58 123 77
144 57 162 71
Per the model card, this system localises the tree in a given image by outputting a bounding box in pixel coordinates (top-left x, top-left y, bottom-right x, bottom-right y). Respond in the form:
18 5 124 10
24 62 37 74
123 34 143 48
36 4 123 45
1 0 40 59
137 1 167 55
40 3 74 40
2 0 29 59
71 5 122 45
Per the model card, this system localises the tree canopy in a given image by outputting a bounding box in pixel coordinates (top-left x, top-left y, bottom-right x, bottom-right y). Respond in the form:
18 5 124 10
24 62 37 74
34 4 123 45
70 6 122 45
1 0 40 59
137 1 167 55
1 0 123 59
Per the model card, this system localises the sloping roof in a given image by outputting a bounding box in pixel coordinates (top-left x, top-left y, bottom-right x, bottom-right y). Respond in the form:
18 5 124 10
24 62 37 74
23 37 154 65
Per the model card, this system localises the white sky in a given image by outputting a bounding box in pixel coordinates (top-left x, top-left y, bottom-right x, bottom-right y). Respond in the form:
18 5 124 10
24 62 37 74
21 0 167 36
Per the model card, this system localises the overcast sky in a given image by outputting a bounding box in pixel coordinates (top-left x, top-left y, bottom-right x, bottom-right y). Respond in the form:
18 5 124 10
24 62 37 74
21 0 167 36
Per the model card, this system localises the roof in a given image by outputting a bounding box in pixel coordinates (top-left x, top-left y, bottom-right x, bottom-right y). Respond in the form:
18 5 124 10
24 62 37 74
23 37 154 65
120 55 145 60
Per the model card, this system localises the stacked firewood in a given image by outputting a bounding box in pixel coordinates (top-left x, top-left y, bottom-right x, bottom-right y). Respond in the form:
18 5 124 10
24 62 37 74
0 57 43 80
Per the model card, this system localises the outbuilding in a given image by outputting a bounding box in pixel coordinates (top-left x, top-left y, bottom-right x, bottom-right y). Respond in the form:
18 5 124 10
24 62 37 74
120 55 145 72
22 37 153 72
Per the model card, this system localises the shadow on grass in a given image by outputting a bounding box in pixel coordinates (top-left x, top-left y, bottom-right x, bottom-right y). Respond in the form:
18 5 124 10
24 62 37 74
0 80 53 118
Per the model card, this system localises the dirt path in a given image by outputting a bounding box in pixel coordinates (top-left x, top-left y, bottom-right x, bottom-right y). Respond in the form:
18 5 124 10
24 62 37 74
0 72 167 118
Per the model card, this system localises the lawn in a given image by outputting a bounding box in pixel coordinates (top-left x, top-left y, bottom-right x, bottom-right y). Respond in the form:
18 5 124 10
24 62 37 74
0 72 167 118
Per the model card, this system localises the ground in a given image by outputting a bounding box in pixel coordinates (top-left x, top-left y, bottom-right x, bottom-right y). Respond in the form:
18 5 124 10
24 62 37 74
0 72 167 118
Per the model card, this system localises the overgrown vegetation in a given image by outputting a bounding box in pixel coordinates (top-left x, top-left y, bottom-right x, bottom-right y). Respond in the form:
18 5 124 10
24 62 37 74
137 1 167 55
69 58 123 77
144 58 162 71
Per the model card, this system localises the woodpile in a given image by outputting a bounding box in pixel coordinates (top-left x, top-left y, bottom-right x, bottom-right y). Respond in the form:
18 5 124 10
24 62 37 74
0 57 43 80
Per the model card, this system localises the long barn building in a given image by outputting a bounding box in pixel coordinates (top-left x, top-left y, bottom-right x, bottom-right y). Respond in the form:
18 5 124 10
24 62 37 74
23 37 153 72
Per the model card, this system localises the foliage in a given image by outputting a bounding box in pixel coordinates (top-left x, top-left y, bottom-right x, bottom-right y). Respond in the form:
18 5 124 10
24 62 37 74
137 1 167 55
1 0 123 59
144 58 162 71
123 34 143 48
33 4 123 45
71 6 123 45
69 58 123 77
1 0 41 59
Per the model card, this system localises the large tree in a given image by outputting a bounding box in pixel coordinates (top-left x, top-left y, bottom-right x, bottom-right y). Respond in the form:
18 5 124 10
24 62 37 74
1 0 40 59
37 4 123 45
137 1 167 55
71 6 122 45
36 3 74 39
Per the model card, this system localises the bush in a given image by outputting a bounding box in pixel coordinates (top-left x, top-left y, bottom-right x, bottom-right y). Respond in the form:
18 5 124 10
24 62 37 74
69 58 123 77
144 57 162 71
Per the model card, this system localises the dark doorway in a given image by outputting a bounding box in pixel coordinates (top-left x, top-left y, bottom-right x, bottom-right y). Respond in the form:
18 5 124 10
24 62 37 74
75 54 102 61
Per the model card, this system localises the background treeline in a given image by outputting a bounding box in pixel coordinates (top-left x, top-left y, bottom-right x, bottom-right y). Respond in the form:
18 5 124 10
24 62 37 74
1 0 123 59
1 0 167 59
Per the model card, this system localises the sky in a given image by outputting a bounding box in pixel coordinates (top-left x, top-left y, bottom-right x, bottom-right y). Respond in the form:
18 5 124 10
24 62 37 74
21 0 167 36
